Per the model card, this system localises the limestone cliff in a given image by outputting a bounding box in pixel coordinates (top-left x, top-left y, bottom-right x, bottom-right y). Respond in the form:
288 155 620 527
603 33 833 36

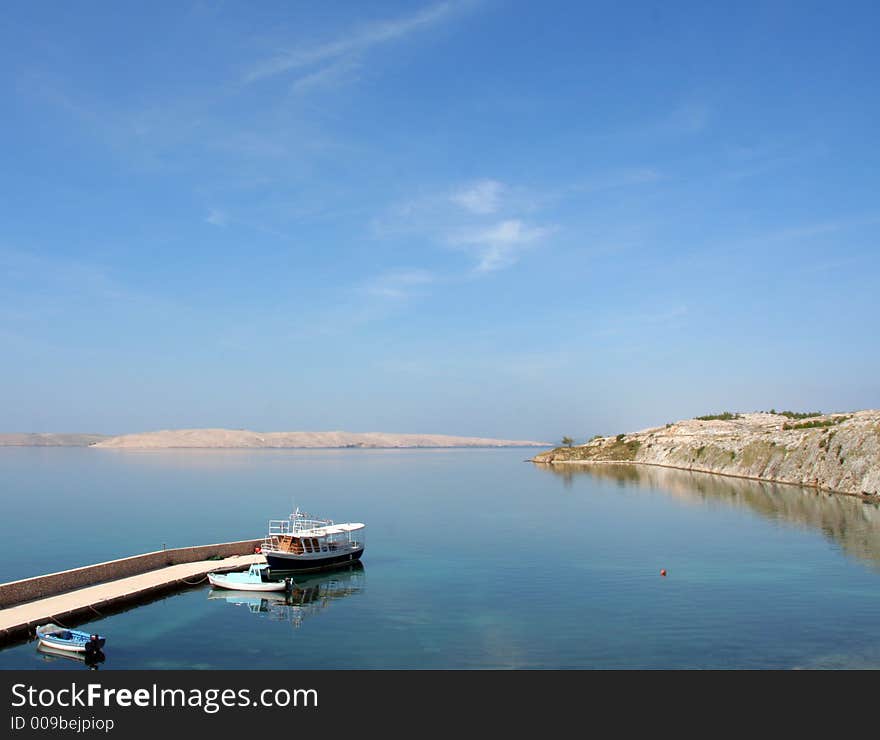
532 411 880 496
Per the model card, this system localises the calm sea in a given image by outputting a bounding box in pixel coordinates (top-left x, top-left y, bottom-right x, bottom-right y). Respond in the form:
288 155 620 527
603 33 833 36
2 447 880 669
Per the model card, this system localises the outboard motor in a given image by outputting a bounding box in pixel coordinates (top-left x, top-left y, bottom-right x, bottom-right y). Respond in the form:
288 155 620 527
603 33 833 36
84 635 101 658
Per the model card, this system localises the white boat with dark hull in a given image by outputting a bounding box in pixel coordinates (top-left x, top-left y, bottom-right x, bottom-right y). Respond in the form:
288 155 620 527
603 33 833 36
262 508 365 573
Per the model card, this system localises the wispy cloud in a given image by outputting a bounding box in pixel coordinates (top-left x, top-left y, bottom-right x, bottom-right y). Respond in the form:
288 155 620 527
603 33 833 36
730 215 880 251
561 168 663 200
205 208 228 227
585 101 710 144
289 57 363 94
373 177 557 274
594 305 688 338
451 179 503 214
364 268 435 299
243 2 463 87
449 219 554 273
256 268 438 339
0 246 176 335
665 102 710 134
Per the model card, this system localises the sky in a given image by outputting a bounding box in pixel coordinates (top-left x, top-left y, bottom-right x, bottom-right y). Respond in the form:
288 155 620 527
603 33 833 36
1 1 878 441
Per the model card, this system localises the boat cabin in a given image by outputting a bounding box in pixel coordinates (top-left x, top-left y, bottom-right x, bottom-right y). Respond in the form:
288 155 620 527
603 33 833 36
263 511 365 557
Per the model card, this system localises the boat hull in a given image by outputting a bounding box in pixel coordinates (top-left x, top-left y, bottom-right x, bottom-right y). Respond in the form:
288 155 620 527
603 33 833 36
37 643 105 664
35 631 105 653
265 547 364 573
37 638 89 653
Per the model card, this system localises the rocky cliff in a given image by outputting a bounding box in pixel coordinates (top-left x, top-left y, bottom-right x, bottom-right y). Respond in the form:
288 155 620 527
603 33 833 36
531 411 880 496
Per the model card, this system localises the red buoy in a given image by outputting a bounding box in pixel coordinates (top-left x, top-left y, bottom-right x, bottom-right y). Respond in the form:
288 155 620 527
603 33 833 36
660 569 667 577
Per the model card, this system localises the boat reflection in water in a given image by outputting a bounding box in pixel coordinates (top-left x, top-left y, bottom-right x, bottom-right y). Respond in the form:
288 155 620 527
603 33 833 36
207 562 364 629
537 462 880 570
36 642 106 670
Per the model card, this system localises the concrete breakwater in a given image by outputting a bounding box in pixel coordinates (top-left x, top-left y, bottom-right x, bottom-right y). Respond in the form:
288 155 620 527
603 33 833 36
0 539 261 610
532 410 880 497
0 540 263 645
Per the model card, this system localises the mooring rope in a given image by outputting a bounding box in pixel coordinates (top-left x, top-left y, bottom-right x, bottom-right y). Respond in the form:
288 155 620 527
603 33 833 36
180 575 208 585
37 614 74 635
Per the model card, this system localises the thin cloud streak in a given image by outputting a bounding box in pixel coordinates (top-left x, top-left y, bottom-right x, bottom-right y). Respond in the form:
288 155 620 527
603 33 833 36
290 57 363 94
726 214 880 253
593 305 688 338
243 2 462 85
364 268 435 299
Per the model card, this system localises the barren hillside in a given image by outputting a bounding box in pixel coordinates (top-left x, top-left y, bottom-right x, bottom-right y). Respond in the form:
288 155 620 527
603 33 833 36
91 428 549 449
532 411 880 496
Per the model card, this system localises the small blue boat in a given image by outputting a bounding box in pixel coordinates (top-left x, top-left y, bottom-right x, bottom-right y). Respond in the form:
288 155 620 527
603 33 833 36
35 624 105 654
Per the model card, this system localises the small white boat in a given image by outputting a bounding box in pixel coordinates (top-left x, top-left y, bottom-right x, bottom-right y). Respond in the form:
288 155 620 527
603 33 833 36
207 563 290 592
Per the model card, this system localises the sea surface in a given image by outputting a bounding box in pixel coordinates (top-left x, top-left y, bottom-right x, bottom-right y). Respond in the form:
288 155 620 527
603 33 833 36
2 447 880 669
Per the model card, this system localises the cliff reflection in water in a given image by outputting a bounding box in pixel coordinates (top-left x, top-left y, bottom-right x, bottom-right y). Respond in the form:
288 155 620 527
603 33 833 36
207 562 364 629
538 463 880 569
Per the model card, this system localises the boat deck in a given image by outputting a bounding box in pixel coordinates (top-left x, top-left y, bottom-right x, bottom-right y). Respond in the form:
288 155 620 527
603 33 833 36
0 554 264 645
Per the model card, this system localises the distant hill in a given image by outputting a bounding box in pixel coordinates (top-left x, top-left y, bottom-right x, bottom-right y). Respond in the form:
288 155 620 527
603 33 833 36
532 410 880 497
89 428 550 449
0 433 108 447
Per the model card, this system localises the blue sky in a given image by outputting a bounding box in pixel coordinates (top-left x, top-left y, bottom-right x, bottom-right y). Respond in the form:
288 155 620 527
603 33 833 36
2 1 878 440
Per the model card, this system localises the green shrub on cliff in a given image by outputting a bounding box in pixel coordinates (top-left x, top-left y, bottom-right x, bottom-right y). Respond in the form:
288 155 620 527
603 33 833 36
695 412 741 421
773 410 823 419
783 415 852 431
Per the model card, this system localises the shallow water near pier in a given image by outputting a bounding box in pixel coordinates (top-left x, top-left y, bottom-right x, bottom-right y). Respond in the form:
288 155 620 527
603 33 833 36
2 447 880 669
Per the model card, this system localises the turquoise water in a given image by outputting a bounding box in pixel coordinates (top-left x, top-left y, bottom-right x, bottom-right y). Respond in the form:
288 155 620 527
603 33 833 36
2 447 880 669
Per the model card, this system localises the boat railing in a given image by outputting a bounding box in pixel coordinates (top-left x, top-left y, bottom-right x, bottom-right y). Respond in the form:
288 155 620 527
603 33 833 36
267 516 335 536
268 519 294 536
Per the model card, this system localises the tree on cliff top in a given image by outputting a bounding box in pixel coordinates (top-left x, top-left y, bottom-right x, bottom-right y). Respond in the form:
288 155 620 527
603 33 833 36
561 436 574 447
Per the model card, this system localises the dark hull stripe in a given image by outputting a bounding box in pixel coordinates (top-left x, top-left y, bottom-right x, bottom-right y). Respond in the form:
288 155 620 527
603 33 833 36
266 549 364 573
